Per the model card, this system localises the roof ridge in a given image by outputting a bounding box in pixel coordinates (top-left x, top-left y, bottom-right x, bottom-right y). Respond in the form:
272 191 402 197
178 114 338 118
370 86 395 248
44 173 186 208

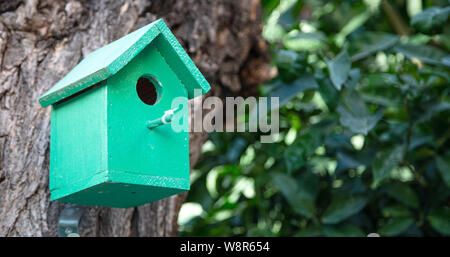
39 19 209 107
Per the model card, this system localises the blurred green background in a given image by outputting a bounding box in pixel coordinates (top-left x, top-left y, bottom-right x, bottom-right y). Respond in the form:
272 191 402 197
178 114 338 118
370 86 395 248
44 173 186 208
178 0 450 237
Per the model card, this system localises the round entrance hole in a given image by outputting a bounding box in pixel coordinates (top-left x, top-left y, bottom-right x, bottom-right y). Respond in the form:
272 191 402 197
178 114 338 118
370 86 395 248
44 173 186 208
136 75 162 105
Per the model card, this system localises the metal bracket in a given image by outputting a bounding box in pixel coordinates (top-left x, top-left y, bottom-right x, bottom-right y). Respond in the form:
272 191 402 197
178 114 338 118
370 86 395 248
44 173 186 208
58 205 85 237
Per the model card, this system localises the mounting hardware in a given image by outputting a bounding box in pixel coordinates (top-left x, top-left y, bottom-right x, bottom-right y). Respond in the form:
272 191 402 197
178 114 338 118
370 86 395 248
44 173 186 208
58 205 85 237
147 107 182 129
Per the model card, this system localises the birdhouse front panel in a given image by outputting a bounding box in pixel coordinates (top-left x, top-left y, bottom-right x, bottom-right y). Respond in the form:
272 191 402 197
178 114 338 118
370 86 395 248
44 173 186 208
40 19 210 208
104 41 190 207
106 40 189 181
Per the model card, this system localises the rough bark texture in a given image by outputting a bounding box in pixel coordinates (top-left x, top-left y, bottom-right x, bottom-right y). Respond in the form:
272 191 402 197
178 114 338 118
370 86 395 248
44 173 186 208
0 0 270 236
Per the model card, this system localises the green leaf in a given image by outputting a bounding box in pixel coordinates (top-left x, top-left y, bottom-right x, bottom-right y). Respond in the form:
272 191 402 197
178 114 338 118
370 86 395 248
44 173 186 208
416 101 450 124
411 7 450 34
360 86 403 107
284 145 306 174
289 197 316 219
337 88 384 135
325 133 354 151
435 154 450 188
382 205 412 218
261 0 280 19
275 49 308 82
385 183 420 209
379 217 414 236
372 146 404 184
272 173 315 218
345 69 360 89
284 31 327 51
394 43 450 67
276 49 301 67
337 177 367 195
327 50 351 90
225 138 247 163
360 73 403 106
322 194 368 224
336 151 363 173
277 2 300 29
268 74 318 108
409 133 433 150
441 30 450 51
297 171 320 201
335 10 371 47
362 73 400 87
337 108 384 135
276 50 306 73
349 32 399 61
428 207 450 236
318 77 339 111
284 130 321 173
323 223 365 237
294 225 322 237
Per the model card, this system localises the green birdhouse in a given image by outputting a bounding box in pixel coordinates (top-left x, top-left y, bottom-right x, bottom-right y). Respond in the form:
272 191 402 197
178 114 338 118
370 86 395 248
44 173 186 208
39 19 210 208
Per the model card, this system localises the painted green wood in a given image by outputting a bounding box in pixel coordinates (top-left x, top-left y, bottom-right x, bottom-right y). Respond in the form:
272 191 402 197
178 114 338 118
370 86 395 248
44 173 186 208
106 41 190 184
50 45 190 207
43 20 205 208
56 180 186 208
154 20 210 99
49 83 108 192
39 19 210 107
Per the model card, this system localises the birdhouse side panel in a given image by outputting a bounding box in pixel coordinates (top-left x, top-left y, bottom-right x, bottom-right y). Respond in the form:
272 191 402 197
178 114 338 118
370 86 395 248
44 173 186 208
49 83 109 197
105 40 190 189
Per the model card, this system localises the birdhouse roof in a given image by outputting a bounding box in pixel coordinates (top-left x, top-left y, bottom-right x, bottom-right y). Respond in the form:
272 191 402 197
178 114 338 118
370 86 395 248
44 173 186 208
39 19 210 107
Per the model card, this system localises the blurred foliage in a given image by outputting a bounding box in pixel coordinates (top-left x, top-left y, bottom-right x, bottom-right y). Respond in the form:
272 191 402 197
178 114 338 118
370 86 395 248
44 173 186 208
179 0 450 237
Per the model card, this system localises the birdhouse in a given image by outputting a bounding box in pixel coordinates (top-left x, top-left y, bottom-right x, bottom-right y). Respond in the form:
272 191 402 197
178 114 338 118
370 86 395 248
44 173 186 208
39 19 210 208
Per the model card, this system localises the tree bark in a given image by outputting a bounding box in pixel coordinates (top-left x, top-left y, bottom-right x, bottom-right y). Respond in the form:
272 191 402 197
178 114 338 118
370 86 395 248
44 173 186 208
0 0 269 236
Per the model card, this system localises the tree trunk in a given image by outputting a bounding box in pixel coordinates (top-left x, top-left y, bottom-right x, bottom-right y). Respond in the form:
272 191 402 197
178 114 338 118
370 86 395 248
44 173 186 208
0 0 269 236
